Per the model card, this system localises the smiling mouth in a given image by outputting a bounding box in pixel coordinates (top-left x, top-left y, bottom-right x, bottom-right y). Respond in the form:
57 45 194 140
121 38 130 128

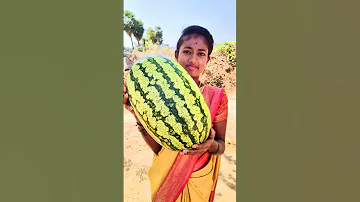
187 65 198 71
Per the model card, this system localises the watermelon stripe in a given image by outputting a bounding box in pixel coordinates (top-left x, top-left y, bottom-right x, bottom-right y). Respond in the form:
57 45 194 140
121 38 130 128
164 58 197 97
129 66 179 149
155 58 201 134
128 67 157 135
163 58 210 142
130 61 191 150
138 61 193 149
148 58 197 145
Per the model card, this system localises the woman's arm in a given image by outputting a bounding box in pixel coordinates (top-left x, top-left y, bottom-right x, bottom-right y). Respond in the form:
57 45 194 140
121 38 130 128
208 119 227 155
135 122 162 154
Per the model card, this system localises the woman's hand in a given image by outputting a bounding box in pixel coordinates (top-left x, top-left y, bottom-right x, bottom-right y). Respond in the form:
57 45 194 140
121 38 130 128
180 128 216 155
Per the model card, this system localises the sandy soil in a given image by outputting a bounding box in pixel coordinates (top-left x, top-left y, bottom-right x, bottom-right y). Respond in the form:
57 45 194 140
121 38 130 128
123 92 237 202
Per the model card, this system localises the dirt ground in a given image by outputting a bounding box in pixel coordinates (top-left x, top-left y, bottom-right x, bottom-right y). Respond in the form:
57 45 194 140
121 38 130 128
123 92 236 202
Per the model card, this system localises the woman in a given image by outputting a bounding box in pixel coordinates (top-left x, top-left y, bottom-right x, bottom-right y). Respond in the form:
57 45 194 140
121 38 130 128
123 25 228 202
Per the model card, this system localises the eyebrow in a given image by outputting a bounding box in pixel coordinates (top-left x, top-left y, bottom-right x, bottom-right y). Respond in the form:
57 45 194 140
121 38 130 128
183 46 207 52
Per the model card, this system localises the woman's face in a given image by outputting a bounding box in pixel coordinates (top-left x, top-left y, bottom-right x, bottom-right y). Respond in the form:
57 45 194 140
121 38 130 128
175 35 209 82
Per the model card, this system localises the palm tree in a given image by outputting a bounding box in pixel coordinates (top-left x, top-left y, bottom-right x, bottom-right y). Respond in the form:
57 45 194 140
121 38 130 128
133 20 144 47
124 11 135 50
155 26 163 45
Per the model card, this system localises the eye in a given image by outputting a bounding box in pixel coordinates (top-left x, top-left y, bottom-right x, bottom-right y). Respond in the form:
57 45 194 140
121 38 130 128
183 50 191 54
198 52 206 56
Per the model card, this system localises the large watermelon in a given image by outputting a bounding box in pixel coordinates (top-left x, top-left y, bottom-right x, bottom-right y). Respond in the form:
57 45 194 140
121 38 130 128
126 54 211 151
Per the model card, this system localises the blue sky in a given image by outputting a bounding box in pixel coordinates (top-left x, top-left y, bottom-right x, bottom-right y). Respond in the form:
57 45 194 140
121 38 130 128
123 0 236 48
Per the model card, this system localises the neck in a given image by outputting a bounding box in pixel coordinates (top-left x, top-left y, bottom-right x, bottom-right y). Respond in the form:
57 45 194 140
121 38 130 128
192 78 200 87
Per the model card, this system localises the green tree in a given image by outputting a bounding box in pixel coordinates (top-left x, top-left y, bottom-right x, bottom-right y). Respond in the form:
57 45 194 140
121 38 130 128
145 26 163 45
133 20 144 47
141 38 152 52
155 26 163 45
141 38 147 51
124 11 136 50
146 27 157 44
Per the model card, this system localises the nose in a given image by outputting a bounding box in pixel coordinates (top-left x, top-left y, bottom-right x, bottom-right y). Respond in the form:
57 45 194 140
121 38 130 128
189 53 198 65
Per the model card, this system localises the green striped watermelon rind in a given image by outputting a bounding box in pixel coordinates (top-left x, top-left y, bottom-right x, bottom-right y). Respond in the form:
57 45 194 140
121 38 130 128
126 54 211 151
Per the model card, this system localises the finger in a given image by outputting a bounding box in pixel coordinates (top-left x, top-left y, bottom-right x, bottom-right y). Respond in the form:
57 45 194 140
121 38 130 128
126 105 133 112
192 141 212 150
209 128 216 139
184 149 205 155
180 150 188 155
123 95 134 113
192 143 208 149
123 93 129 105
124 92 132 107
123 86 127 94
181 149 197 155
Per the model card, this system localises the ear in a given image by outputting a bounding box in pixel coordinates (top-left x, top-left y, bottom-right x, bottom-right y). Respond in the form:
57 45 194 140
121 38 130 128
175 51 179 61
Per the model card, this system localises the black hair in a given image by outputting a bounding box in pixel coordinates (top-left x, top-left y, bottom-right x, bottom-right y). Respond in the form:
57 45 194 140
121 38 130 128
175 25 214 58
